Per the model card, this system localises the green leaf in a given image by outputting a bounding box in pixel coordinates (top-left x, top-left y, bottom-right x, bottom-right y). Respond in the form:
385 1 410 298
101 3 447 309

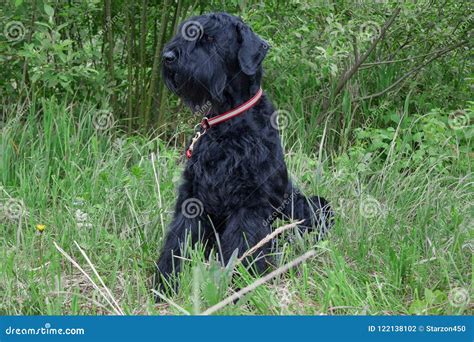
36 21 52 30
44 3 54 17
389 113 401 124
130 165 143 178
15 0 23 7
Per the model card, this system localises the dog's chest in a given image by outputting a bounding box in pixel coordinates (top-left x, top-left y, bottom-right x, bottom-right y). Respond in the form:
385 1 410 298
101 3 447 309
185 132 272 212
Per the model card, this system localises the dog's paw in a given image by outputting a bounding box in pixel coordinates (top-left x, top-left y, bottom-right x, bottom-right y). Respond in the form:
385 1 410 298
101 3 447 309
309 196 334 236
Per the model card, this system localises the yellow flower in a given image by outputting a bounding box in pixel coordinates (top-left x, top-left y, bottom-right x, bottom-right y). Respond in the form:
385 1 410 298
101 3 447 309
36 224 46 233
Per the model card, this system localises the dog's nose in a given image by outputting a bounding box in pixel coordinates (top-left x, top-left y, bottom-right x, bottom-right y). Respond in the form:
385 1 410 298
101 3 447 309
163 50 176 64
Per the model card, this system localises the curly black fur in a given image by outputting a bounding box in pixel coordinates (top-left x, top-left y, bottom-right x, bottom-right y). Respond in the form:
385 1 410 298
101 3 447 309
155 12 332 297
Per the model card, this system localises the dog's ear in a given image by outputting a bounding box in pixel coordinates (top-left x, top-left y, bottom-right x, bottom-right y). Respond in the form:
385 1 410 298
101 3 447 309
237 23 270 75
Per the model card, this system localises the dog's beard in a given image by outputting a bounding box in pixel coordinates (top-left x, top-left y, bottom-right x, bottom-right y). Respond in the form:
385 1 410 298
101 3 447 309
169 76 211 108
163 67 226 109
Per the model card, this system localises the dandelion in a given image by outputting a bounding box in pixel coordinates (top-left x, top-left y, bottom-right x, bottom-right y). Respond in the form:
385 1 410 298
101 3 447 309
36 224 47 280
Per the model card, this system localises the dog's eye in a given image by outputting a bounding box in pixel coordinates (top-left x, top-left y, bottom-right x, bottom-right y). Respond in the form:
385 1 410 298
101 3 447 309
202 34 214 43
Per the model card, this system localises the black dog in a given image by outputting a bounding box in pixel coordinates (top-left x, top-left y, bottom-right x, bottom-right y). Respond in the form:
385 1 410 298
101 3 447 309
155 12 332 295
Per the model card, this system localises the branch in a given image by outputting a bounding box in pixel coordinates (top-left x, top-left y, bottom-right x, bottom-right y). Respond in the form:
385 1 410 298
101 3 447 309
352 35 359 65
333 8 401 96
318 8 401 122
201 250 316 315
20 0 37 91
359 45 461 69
237 220 303 264
356 40 468 101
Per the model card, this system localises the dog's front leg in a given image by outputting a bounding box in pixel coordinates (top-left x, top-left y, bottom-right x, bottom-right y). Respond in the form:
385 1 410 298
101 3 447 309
220 207 273 274
154 194 209 298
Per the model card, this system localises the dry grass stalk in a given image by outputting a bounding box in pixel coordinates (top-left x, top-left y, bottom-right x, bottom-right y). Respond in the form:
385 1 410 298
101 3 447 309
201 250 316 315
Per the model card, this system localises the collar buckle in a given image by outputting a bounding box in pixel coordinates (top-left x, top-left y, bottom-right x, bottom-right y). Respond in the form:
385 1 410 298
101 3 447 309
186 130 206 159
200 117 210 130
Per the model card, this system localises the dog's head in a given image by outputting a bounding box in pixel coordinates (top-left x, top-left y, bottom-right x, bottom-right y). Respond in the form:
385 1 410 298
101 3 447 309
162 12 269 109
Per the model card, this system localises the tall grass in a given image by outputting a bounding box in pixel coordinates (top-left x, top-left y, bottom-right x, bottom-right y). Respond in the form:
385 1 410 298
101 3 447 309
1 98 471 315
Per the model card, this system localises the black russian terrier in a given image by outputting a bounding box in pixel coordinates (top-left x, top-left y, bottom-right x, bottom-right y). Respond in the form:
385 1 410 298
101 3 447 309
155 12 332 296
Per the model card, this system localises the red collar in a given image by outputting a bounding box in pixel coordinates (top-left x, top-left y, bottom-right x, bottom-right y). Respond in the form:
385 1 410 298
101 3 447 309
186 88 263 159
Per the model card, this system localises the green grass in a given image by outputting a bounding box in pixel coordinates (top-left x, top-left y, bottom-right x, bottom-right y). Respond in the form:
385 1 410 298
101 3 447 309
0 98 472 315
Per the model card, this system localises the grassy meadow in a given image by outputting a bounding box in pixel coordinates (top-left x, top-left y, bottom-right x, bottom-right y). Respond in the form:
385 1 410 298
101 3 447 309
0 0 472 315
1 97 472 315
